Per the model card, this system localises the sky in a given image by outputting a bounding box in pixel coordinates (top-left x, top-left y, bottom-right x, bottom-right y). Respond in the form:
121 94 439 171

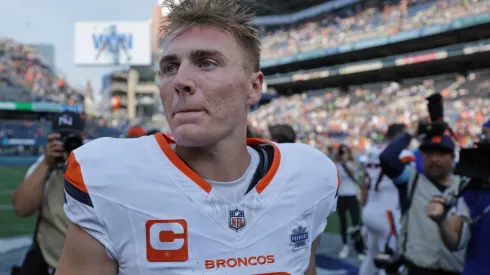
1 0 157 93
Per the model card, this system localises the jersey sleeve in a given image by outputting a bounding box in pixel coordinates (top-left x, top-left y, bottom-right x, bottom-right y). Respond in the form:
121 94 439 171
399 149 416 164
24 155 45 180
63 151 117 260
311 157 339 240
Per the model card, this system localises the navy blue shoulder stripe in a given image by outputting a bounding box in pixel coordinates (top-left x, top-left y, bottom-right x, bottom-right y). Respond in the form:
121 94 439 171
64 179 93 207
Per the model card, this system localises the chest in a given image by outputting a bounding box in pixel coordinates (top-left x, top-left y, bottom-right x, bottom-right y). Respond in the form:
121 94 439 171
108 186 315 274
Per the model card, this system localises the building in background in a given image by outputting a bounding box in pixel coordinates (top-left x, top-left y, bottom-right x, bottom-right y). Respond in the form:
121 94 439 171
27 44 55 68
101 67 159 119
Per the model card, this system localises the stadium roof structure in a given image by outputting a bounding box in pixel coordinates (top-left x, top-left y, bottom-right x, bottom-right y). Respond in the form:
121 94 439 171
243 0 328 16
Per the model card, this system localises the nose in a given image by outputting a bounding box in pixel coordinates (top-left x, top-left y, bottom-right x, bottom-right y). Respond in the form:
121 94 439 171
173 65 196 95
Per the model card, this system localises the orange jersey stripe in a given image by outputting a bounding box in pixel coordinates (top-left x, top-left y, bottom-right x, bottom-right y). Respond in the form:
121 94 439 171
400 156 415 164
386 210 397 236
155 133 212 193
64 152 89 193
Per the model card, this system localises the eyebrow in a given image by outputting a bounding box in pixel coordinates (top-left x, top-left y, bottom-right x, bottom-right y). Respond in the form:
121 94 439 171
189 49 226 61
159 54 179 67
159 49 228 68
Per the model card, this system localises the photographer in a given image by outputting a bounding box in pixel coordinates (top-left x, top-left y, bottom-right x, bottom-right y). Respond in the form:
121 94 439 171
379 94 467 275
11 111 85 275
427 127 490 275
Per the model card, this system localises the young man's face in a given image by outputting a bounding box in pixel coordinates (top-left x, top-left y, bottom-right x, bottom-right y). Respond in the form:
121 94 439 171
159 26 263 147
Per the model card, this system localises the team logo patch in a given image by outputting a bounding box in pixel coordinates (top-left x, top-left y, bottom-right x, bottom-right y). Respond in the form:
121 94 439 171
146 219 188 262
290 226 309 250
229 209 246 232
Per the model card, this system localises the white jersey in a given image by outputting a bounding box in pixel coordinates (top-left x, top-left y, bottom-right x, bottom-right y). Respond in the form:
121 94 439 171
63 133 339 275
363 144 414 208
336 161 359 197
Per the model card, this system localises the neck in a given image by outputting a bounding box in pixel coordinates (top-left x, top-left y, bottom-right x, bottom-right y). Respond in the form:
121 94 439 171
174 129 250 182
435 175 452 186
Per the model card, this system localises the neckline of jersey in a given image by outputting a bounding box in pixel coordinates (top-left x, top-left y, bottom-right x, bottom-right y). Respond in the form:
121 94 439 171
154 132 281 194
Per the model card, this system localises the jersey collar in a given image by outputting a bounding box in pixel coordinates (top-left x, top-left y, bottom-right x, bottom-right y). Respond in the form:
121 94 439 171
154 132 281 194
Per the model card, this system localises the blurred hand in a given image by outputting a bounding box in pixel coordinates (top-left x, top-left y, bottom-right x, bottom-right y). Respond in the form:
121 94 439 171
408 121 420 136
427 196 447 220
43 133 64 166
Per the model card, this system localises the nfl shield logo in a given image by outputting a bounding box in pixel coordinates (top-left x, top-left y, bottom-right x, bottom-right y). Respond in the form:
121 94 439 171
229 209 246 232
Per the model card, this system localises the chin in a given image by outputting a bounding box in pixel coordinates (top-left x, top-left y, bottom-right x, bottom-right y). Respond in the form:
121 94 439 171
172 124 216 147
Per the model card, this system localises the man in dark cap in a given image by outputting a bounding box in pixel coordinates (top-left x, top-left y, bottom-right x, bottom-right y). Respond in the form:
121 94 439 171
379 124 468 275
11 111 85 275
426 120 490 275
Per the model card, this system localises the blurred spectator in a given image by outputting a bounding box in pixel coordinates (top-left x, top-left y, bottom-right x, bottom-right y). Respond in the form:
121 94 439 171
482 119 490 138
269 124 296 143
334 144 361 259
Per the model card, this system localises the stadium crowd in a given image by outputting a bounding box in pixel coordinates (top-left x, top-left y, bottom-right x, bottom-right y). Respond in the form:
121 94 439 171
249 71 490 154
261 0 490 60
0 38 83 104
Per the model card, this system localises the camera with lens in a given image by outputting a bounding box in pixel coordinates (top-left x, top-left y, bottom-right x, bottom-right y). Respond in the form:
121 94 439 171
60 132 84 154
453 134 490 190
52 111 85 166
53 132 84 165
416 93 451 139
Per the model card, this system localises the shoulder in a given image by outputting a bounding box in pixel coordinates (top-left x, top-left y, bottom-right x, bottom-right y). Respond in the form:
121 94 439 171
73 136 155 160
25 155 46 179
66 136 159 193
276 142 338 194
277 142 334 168
399 149 415 163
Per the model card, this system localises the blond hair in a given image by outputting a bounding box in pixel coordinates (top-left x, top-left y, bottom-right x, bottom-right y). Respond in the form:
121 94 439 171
160 0 261 72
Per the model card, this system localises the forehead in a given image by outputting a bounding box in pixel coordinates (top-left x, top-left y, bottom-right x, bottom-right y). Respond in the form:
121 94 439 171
422 150 453 157
162 26 242 58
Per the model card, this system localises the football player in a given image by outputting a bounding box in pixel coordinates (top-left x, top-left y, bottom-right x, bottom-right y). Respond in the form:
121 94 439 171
55 0 339 274
359 123 415 275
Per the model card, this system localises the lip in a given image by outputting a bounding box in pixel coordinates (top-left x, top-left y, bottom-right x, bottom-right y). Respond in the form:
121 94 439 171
172 109 206 119
172 109 205 117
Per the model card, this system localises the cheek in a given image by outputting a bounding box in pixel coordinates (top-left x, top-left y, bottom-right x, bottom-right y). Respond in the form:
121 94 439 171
444 157 454 167
160 85 174 114
205 81 247 119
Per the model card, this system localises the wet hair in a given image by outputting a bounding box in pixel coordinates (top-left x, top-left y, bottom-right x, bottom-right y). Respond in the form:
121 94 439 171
160 0 261 72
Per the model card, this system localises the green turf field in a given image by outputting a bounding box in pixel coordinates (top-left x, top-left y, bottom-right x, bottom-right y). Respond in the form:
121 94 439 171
0 166 36 238
0 165 342 238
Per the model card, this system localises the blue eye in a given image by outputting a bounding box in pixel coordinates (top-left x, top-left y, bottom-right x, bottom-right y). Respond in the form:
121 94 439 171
163 64 178 74
199 60 217 68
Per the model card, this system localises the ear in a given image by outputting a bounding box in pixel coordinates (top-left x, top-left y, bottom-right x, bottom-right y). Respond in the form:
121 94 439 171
246 71 263 106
